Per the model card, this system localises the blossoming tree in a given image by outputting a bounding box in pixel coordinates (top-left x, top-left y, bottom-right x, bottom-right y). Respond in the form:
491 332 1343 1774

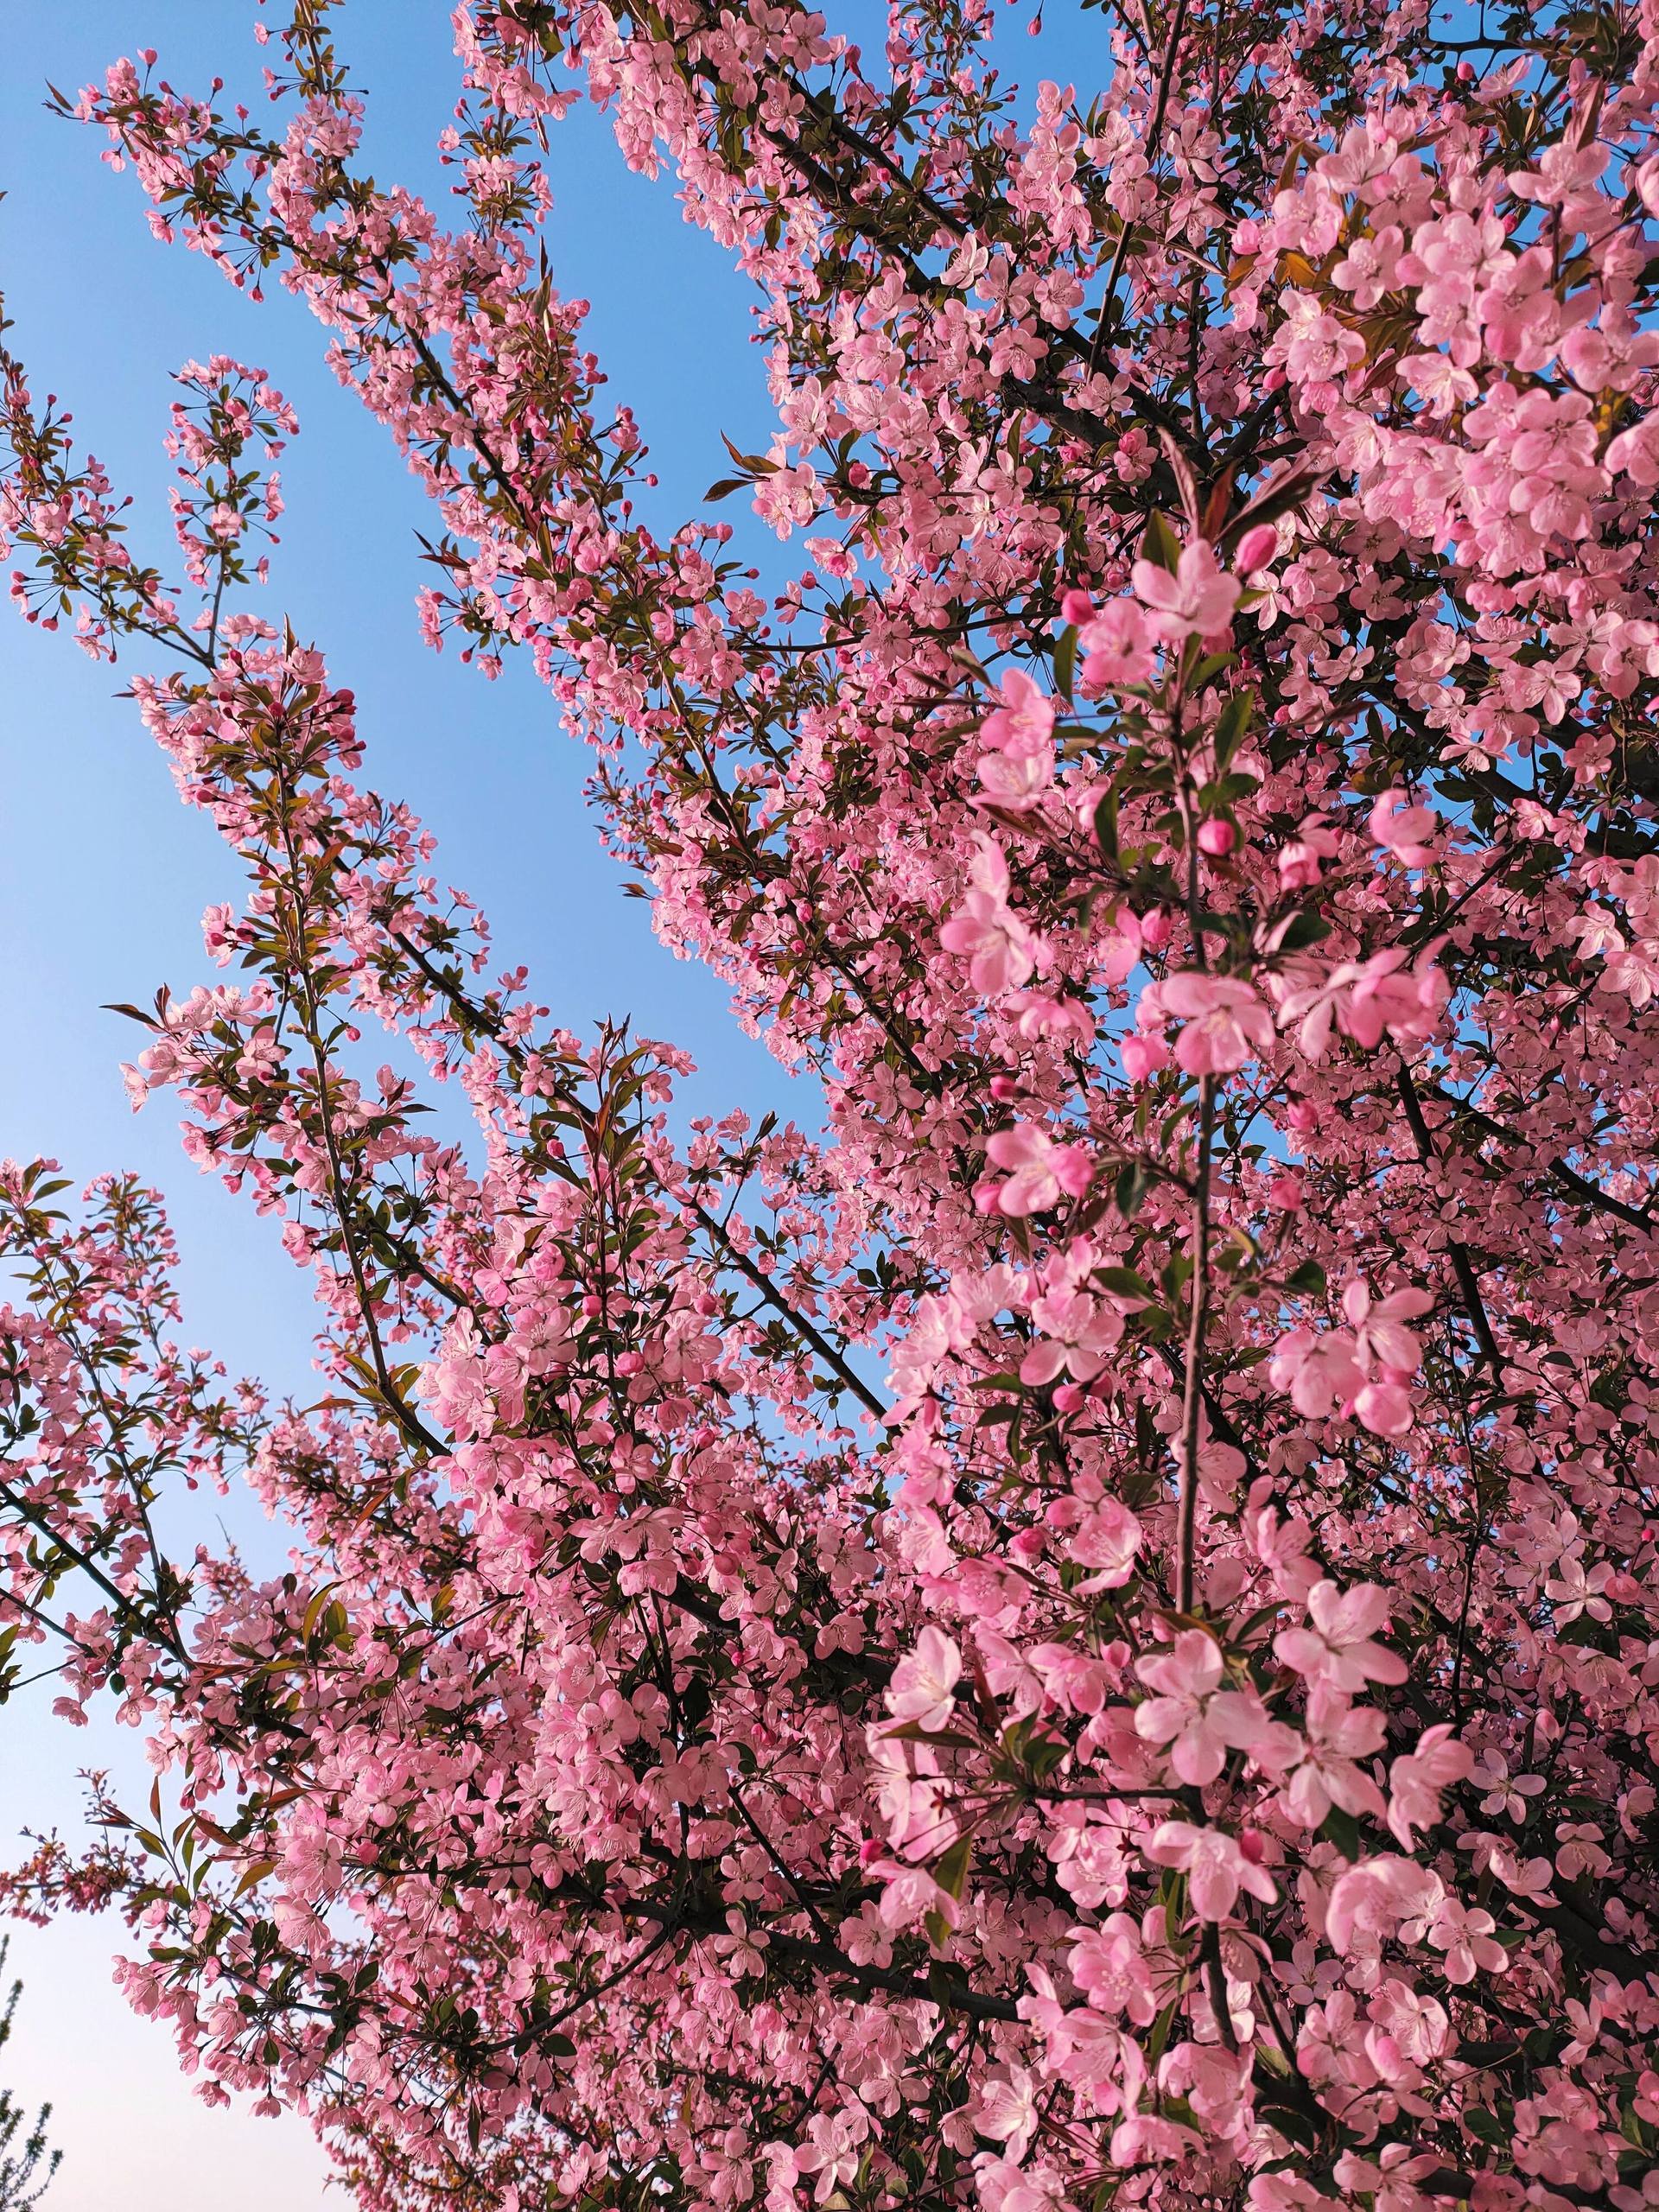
4 0 1659 2208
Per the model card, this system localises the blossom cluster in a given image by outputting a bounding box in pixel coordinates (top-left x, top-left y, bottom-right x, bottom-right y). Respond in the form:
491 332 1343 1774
3 4 1659 2212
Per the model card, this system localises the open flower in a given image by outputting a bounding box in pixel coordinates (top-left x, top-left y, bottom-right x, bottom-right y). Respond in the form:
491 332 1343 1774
886 1626 963 1732
1135 1632 1230 1783
1160 972 1274 1075
1387 1724 1471 1847
1370 789 1438 866
1276 1580 1408 1691
1130 539 1242 640
1020 1287 1123 1384
941 832 1038 992
1145 1821 1277 1919
978 1123 1094 1217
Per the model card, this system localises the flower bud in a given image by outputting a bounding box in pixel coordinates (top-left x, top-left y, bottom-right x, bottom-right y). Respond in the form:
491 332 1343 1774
1233 523 1279 572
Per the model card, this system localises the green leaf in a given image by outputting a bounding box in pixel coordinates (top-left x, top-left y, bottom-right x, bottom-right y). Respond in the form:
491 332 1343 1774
1284 1258 1326 1297
1319 1803 1363 1861
1275 910 1332 953
1141 512 1183 574
1115 1161 1151 1219
1147 1992 1180 2065
1092 783 1120 861
1052 625 1077 701
934 1832 973 1901
1214 690 1253 767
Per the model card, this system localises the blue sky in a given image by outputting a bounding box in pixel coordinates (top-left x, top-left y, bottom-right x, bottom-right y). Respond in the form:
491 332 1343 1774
0 4 1112 2203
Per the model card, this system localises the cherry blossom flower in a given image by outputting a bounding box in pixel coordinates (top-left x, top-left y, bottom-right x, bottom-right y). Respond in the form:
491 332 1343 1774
1077 597 1155 687
1428 1897 1506 1985
1386 1725 1471 1847
886 1625 963 1733
1281 1688 1387 1828
1145 1821 1278 1919
977 1123 1094 1217
1276 1581 1408 1691
1160 972 1274 1075
1134 1631 1234 1783
1131 540 1243 641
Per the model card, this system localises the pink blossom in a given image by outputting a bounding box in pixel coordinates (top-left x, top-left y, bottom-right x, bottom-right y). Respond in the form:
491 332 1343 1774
1134 1631 1231 1784
1068 1498 1144 1588
1131 540 1243 641
976 670 1056 812
1387 1725 1471 1847
1544 1549 1615 1624
1268 1325 1363 1419
1145 1821 1278 1919
1325 1856 1446 1954
1273 949 1446 1060
978 1123 1094 1216
794 2110 870 2202
1120 1033 1169 1081
1281 1688 1387 1828
940 831 1038 992
1275 1581 1408 1691
1160 972 1274 1075
1077 597 1155 687
1369 789 1437 866
1069 1916 1158 2024
1428 1897 1506 1985
886 1626 963 1732
1233 523 1280 572
1020 1287 1123 1384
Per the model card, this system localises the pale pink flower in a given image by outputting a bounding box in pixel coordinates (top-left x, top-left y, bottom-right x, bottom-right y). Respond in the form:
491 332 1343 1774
1109 2113 1204 2168
886 1625 963 1732
1471 1751 1546 1823
794 2109 870 2202
1019 1287 1123 1384
1145 1820 1277 1919
976 671 1056 812
1343 1280 1433 1370
1428 1897 1506 1984
1274 949 1431 1059
1160 971 1274 1075
977 744 1054 812
1268 1325 1363 1418
1324 1855 1445 1953
972 2069 1041 2162
1131 540 1243 640
979 1123 1094 1217
1543 1548 1614 1624
1067 1498 1143 1589
1370 789 1437 866
1275 1580 1408 1690
1135 1631 1230 1784
1281 1688 1387 1828
1386 1723 1471 1847
873 1859 958 1931
1078 597 1155 687
940 831 1038 992
1069 1916 1158 2024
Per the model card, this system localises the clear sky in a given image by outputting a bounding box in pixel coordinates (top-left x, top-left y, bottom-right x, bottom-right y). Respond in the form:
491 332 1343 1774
0 4 1106 2203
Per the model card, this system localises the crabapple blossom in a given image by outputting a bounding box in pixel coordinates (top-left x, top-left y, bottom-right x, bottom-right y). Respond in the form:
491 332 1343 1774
1158 972 1275 1075
4 3 1659 2209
